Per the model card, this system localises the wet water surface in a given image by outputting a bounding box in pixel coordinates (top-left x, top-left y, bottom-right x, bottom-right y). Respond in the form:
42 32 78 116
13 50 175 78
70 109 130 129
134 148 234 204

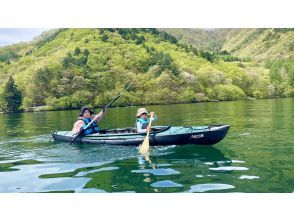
0 98 293 192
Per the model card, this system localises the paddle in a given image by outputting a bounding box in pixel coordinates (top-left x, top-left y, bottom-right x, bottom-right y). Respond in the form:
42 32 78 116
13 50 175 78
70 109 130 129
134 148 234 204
70 86 129 144
139 114 154 156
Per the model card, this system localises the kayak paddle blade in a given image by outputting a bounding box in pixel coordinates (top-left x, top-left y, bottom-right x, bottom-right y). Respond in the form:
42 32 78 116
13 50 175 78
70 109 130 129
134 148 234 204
140 135 150 155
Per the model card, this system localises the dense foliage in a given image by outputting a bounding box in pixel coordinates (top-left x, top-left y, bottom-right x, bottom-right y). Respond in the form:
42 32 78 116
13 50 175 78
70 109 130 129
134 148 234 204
266 59 294 97
0 28 293 111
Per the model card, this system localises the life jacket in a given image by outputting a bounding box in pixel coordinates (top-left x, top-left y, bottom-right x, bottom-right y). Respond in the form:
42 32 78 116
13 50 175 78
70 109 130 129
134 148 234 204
82 117 100 135
136 118 150 129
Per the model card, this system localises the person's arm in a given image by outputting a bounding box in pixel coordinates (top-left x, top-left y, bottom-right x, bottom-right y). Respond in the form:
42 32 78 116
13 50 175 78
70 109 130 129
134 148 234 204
149 112 158 122
137 121 147 133
72 120 84 135
145 113 158 131
93 111 105 123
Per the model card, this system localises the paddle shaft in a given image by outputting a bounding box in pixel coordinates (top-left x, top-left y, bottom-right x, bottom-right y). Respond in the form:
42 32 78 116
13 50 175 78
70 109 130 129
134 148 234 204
70 86 128 144
82 93 122 131
145 115 153 138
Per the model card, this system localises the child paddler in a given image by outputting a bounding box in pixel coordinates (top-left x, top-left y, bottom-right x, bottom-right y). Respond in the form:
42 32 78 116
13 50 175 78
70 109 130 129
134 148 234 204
72 106 105 135
135 108 158 133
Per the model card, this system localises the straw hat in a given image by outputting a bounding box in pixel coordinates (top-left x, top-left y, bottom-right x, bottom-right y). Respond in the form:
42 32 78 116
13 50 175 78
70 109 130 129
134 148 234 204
136 108 149 117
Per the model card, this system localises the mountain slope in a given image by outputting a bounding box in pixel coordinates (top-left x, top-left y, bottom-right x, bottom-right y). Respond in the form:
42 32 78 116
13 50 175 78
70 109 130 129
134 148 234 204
221 28 294 62
160 28 232 52
162 28 294 61
0 28 293 111
161 28 294 98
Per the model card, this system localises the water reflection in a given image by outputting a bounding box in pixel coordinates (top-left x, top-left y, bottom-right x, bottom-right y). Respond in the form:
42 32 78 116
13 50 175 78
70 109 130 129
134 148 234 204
75 167 119 177
137 155 157 169
187 183 235 193
132 168 180 176
151 180 183 188
209 166 248 171
0 137 247 193
156 145 232 164
0 142 256 193
239 175 260 180
130 145 237 192
0 162 92 193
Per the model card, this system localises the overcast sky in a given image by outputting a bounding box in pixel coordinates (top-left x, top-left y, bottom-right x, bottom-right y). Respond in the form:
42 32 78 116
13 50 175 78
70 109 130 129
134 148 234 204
0 28 50 46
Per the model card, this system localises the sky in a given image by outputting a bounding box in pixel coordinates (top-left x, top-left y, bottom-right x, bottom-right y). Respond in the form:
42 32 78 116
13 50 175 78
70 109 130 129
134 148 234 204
0 28 50 46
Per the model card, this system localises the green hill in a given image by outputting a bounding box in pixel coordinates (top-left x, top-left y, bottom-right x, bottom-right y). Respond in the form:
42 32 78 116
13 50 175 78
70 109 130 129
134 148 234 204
159 28 294 98
161 28 294 61
0 28 293 111
221 28 294 61
222 28 294 98
160 28 231 52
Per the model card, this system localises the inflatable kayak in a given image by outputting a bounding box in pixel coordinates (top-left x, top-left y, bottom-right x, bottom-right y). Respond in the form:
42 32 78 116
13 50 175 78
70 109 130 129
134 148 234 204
52 125 229 146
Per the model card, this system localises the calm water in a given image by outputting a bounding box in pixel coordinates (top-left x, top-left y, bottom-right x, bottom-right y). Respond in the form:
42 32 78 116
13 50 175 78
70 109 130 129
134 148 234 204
0 98 293 193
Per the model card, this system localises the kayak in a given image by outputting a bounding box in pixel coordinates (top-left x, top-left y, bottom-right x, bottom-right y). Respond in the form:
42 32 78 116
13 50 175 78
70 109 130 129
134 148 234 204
52 125 230 146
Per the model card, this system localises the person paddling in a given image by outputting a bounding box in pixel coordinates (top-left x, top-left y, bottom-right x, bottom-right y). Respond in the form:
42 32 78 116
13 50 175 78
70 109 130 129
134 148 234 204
72 106 105 135
135 108 158 133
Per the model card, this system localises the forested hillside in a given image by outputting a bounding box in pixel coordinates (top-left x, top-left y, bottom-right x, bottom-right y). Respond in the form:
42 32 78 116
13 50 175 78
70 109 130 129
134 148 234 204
160 28 294 100
160 28 231 52
0 28 293 111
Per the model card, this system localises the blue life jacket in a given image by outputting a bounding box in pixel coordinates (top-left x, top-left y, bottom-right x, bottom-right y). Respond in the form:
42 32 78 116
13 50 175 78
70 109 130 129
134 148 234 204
82 117 100 135
136 118 150 129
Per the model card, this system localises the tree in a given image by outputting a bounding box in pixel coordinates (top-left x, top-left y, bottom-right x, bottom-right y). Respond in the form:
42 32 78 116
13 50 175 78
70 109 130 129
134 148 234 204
63 52 74 68
199 50 216 62
207 84 246 101
33 67 54 105
74 47 81 56
135 35 145 45
101 33 109 42
83 49 90 57
2 76 22 112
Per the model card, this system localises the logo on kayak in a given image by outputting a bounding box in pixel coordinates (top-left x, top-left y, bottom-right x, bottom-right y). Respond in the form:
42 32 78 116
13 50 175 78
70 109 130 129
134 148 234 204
191 134 204 139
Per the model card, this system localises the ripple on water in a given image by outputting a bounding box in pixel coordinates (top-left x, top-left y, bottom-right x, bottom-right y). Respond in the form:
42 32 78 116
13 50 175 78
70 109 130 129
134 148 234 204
0 135 51 145
187 183 235 192
131 168 180 176
75 188 107 193
240 133 251 136
151 180 183 188
75 166 119 177
38 161 115 174
196 175 204 178
155 145 177 151
155 163 172 167
204 161 232 166
0 174 91 193
209 166 249 171
239 175 260 180
231 160 245 163
0 161 115 192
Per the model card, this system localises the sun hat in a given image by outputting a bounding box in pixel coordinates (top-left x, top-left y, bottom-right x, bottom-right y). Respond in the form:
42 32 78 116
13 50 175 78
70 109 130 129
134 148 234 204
78 106 94 117
136 108 149 117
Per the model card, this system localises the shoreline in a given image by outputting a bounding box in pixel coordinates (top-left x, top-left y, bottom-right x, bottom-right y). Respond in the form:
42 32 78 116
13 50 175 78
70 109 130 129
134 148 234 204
1 96 292 114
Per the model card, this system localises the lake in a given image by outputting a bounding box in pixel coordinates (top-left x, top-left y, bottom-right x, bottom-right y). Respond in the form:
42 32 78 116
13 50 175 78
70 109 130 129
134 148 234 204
0 98 293 193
